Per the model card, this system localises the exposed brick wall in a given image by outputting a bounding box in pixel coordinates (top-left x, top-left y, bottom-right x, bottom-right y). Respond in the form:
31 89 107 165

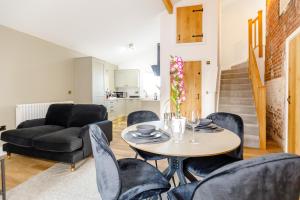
265 0 300 81
266 78 285 147
265 0 300 146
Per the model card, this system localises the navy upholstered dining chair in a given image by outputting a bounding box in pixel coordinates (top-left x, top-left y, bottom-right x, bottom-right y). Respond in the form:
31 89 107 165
183 112 244 180
168 153 300 200
127 111 166 167
89 124 171 200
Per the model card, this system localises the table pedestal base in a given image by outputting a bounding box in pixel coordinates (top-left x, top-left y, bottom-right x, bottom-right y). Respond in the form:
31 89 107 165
163 157 187 186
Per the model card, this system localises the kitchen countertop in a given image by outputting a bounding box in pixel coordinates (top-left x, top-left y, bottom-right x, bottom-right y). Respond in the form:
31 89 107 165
105 97 160 102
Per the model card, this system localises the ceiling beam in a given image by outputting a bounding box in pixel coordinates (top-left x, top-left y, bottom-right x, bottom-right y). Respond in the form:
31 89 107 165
162 0 173 14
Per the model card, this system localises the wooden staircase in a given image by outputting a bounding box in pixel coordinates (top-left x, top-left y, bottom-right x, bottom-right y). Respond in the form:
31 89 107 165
219 62 260 148
218 10 266 149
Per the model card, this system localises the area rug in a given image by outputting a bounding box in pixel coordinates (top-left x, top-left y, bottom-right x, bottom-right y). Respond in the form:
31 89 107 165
7 158 169 200
7 158 100 200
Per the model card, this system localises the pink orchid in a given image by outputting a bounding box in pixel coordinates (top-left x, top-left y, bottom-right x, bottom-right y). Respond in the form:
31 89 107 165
176 56 184 67
170 55 186 117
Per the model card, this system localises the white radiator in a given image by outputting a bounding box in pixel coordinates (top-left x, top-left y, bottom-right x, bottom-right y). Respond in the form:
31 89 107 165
16 101 73 127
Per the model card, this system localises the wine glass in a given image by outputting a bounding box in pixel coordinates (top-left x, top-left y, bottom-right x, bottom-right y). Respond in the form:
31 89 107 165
187 110 200 144
163 113 172 130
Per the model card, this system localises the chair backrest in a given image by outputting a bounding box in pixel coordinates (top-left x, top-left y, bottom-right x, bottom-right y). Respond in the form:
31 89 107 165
127 110 159 127
207 112 244 159
192 153 300 200
89 124 121 200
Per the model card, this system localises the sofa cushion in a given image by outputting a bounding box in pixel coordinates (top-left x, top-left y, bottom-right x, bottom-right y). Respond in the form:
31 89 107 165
1 125 64 147
45 104 74 127
67 104 107 127
32 127 83 152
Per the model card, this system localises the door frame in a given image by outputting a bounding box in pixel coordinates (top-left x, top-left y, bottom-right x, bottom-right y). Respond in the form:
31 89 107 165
284 26 300 153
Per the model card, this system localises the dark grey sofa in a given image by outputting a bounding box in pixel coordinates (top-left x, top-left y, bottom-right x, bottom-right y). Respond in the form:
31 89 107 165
168 153 300 200
1 104 112 170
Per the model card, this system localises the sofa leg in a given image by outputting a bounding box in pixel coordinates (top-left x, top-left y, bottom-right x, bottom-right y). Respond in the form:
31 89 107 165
70 164 75 172
7 153 11 159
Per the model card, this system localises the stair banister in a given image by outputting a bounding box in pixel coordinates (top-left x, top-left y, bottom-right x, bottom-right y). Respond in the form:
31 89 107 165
248 10 266 150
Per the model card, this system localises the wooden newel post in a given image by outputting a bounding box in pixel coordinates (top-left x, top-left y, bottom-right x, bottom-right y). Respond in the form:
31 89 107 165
258 10 263 57
248 19 253 52
248 19 253 77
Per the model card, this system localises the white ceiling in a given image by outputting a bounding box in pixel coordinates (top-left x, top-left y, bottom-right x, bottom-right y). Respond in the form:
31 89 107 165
0 0 173 65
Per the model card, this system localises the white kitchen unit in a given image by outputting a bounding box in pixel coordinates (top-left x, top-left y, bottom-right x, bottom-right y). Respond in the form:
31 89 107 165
105 99 126 120
115 69 140 88
74 57 116 105
125 99 142 116
104 63 117 91
140 100 160 117
104 98 160 120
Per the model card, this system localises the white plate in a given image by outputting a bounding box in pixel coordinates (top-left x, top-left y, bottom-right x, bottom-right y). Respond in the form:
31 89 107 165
131 132 162 139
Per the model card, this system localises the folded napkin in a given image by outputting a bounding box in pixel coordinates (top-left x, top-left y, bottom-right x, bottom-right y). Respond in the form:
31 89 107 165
124 130 170 144
186 123 224 133
195 127 224 133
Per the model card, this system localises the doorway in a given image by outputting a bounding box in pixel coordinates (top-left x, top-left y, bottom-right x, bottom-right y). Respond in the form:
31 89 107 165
288 33 300 155
180 61 202 117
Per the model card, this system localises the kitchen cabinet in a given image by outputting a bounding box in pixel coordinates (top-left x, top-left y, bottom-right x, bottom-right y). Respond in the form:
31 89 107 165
140 100 160 117
125 99 142 115
105 98 160 120
115 69 140 88
105 99 126 120
74 57 116 105
177 4 203 43
104 63 117 92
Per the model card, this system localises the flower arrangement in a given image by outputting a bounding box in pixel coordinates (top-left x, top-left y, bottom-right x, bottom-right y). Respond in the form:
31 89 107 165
170 56 186 118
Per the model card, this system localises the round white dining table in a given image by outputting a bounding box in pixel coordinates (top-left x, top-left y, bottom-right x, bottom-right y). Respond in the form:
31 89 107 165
121 121 241 185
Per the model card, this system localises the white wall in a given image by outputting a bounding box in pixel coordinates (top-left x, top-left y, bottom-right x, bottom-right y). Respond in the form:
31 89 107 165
220 0 266 69
0 25 84 129
160 0 220 117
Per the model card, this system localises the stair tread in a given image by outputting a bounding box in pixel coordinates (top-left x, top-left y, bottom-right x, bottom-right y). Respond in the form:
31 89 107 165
218 110 257 115
231 66 248 69
221 78 249 80
221 73 248 76
220 90 252 92
222 68 248 73
222 82 250 84
220 97 253 99
219 104 255 108
222 71 248 74
244 134 259 138
219 96 253 99
221 83 251 88
239 113 257 117
231 63 248 69
221 79 250 84
219 111 258 116
245 123 259 127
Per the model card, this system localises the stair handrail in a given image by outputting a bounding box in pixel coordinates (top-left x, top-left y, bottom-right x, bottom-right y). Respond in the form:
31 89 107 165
248 10 266 150
248 10 263 58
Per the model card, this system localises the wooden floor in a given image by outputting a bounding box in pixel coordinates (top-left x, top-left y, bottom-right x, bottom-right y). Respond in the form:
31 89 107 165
4 119 283 190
